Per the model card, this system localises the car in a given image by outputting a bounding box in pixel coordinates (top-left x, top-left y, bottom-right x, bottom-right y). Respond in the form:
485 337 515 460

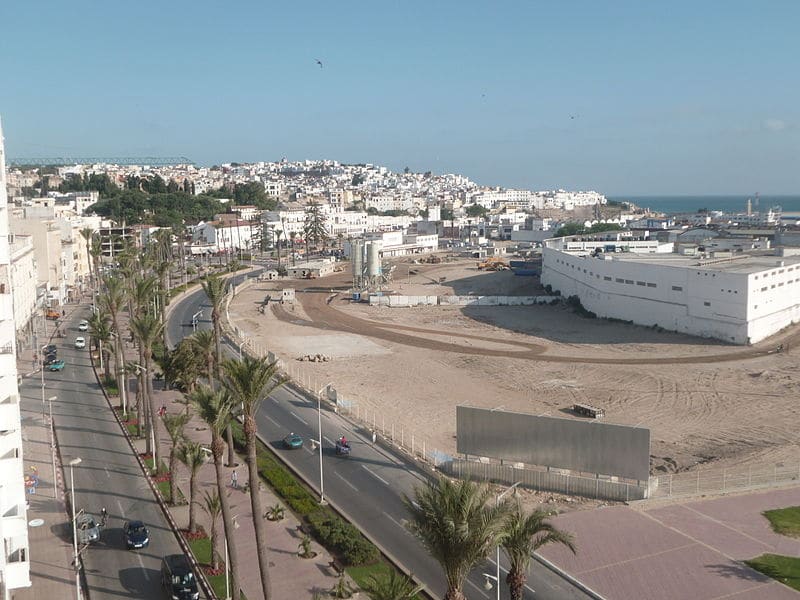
43 355 59 366
78 320 89 332
48 359 65 372
45 344 57 355
123 520 150 549
283 432 303 449
76 513 101 544
74 337 86 349
161 554 199 600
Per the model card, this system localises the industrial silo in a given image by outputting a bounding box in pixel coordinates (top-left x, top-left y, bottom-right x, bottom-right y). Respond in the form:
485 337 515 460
352 240 364 282
366 242 382 277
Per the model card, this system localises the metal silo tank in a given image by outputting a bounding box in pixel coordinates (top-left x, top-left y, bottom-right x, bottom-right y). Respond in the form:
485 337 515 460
352 241 364 278
366 242 381 277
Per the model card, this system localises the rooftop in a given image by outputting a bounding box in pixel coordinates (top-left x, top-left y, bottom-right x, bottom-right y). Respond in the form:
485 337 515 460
576 250 800 274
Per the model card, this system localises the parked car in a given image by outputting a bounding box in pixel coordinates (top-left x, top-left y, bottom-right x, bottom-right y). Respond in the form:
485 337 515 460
161 554 199 600
76 513 101 544
78 320 89 331
43 355 59 366
48 359 65 371
45 344 57 355
123 520 150 549
74 337 86 349
45 309 61 320
283 432 303 449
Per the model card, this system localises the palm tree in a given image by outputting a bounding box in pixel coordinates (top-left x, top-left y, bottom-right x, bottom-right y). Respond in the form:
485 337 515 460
130 312 164 464
80 227 95 295
190 329 216 381
123 360 144 434
87 310 113 381
190 385 241 597
169 339 203 396
221 355 284 600
163 413 190 505
177 441 206 534
201 490 222 571
361 570 424 600
201 274 237 467
502 504 575 600
99 275 127 413
403 478 509 600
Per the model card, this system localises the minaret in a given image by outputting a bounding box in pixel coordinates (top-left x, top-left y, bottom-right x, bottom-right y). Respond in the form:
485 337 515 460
0 116 32 597
746 198 752 216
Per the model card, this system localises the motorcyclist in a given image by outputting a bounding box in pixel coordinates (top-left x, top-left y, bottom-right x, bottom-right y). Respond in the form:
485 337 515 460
340 435 347 447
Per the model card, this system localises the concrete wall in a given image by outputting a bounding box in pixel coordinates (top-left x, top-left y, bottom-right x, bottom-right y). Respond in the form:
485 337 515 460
368 294 557 307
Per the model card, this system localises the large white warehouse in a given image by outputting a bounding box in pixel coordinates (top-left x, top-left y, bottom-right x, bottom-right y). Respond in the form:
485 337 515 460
541 235 800 345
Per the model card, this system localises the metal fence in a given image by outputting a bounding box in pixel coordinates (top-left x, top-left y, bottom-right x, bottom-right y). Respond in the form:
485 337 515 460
649 462 800 499
441 460 647 502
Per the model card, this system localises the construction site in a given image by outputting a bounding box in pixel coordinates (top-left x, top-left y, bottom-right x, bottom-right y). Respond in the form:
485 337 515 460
228 251 800 482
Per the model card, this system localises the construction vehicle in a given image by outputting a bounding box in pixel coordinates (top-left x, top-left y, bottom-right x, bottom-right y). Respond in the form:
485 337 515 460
45 309 61 320
477 257 510 271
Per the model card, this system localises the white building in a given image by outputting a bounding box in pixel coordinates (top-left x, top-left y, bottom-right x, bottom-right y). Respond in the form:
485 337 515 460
0 117 32 597
542 234 800 344
192 220 256 253
9 235 38 347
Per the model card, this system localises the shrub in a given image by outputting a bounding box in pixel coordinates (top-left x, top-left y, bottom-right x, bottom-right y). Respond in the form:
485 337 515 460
307 512 379 566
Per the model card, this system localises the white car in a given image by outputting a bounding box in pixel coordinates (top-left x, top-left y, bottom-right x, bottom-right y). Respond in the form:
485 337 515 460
74 337 86 349
78 320 89 332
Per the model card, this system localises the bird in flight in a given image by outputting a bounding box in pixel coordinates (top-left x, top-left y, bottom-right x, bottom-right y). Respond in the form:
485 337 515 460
570 114 578 120
316 59 323 68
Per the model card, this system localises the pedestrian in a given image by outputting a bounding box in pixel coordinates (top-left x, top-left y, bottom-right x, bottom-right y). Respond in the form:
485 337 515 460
230 469 238 489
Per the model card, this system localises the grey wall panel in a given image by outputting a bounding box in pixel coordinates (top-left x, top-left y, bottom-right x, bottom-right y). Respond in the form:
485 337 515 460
456 406 650 481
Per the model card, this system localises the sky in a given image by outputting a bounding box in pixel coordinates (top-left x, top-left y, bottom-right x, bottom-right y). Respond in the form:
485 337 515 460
1 1 798 195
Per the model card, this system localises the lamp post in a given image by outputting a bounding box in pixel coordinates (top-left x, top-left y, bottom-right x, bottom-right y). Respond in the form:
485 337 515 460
48 395 57 498
40 344 49 418
69 457 83 600
312 382 333 505
224 515 239 600
490 481 520 600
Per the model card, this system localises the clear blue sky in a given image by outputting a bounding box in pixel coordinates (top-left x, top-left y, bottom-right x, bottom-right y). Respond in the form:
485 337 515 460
1 1 798 195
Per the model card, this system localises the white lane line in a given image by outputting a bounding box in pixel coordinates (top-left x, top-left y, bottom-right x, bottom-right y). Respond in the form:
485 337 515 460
382 512 407 531
466 577 491 599
265 414 281 428
270 397 279 403
104 467 110 479
290 412 308 426
334 472 359 492
137 552 150 581
486 558 536 595
362 465 389 486
323 436 335 446
303 444 314 455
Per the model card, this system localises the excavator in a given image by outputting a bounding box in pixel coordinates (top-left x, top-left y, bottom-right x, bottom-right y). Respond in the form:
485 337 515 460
477 257 510 271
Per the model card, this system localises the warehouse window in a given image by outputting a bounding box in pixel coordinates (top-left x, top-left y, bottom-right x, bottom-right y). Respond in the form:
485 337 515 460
637 281 646 286
672 285 683 291
625 279 634 284
604 276 612 281
704 301 711 306
647 283 657 288
616 278 624 283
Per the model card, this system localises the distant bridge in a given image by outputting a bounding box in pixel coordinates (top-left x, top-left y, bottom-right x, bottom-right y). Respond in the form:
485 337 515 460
7 156 194 167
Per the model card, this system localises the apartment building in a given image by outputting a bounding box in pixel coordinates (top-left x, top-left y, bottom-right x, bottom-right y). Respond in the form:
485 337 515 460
0 117 31 598
9 235 38 347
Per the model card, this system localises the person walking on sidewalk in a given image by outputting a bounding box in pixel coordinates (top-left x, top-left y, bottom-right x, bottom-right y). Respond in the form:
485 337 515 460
230 469 238 489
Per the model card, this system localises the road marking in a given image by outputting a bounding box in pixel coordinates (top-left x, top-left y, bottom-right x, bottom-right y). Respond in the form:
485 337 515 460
303 444 315 455
265 415 281 428
466 577 491 599
137 552 150 581
323 436 335 446
290 412 308 426
334 472 359 492
104 467 110 479
362 465 389 486
382 511 408 531
486 558 536 595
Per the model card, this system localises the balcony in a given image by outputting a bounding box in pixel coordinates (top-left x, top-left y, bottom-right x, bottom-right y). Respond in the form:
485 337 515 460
0 403 20 432
0 453 22 483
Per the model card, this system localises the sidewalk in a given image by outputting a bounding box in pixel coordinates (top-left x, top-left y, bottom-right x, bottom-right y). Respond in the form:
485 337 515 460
15 358 76 600
114 303 339 599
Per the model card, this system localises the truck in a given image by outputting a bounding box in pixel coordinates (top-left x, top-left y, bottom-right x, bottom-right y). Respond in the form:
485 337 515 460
477 257 510 271
45 309 61 320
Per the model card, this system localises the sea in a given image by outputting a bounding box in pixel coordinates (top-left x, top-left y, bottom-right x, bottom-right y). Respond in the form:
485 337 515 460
607 195 800 216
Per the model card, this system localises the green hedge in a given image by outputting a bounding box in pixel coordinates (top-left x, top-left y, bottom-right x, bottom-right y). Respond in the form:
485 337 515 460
307 511 379 566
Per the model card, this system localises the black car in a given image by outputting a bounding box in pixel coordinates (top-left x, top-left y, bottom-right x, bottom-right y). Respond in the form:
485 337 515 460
123 520 150 549
161 554 199 600
45 344 57 355
43 354 59 366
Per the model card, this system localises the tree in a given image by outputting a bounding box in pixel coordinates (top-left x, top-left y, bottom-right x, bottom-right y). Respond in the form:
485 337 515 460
130 312 165 466
87 310 113 381
80 228 95 294
502 504 575 600
200 274 236 467
177 441 206 534
201 490 222 571
222 355 284 600
303 202 329 252
361 570 424 600
190 329 216 382
99 275 127 413
466 204 488 218
190 385 241 598
163 413 190 505
441 208 454 221
403 478 509 600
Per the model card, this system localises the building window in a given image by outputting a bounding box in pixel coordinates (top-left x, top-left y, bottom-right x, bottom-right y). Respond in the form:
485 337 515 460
704 301 711 306
605 276 612 281
625 279 634 284
637 281 646 286
647 283 657 288
615 278 624 283
672 285 683 291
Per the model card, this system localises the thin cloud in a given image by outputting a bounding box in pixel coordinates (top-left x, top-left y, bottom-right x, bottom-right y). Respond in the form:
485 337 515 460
763 118 788 132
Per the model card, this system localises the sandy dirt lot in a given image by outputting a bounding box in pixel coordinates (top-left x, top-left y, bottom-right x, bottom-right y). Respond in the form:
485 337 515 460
229 257 800 476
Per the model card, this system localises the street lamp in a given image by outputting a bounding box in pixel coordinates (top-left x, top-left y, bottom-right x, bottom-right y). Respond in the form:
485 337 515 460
40 344 49 419
69 457 82 600
311 382 333 505
225 515 240 600
48 395 57 498
489 481 521 600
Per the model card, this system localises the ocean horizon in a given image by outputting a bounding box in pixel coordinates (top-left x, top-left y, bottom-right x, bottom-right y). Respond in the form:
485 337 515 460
608 195 800 215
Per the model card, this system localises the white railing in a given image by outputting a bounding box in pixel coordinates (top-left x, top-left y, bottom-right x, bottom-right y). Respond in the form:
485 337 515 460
649 461 800 499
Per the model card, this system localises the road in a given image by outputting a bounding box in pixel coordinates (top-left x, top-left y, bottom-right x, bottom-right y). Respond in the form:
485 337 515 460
26 309 207 599
168 271 592 600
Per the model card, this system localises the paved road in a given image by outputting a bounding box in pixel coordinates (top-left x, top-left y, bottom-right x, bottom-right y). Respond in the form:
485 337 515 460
168 273 592 600
27 309 206 599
